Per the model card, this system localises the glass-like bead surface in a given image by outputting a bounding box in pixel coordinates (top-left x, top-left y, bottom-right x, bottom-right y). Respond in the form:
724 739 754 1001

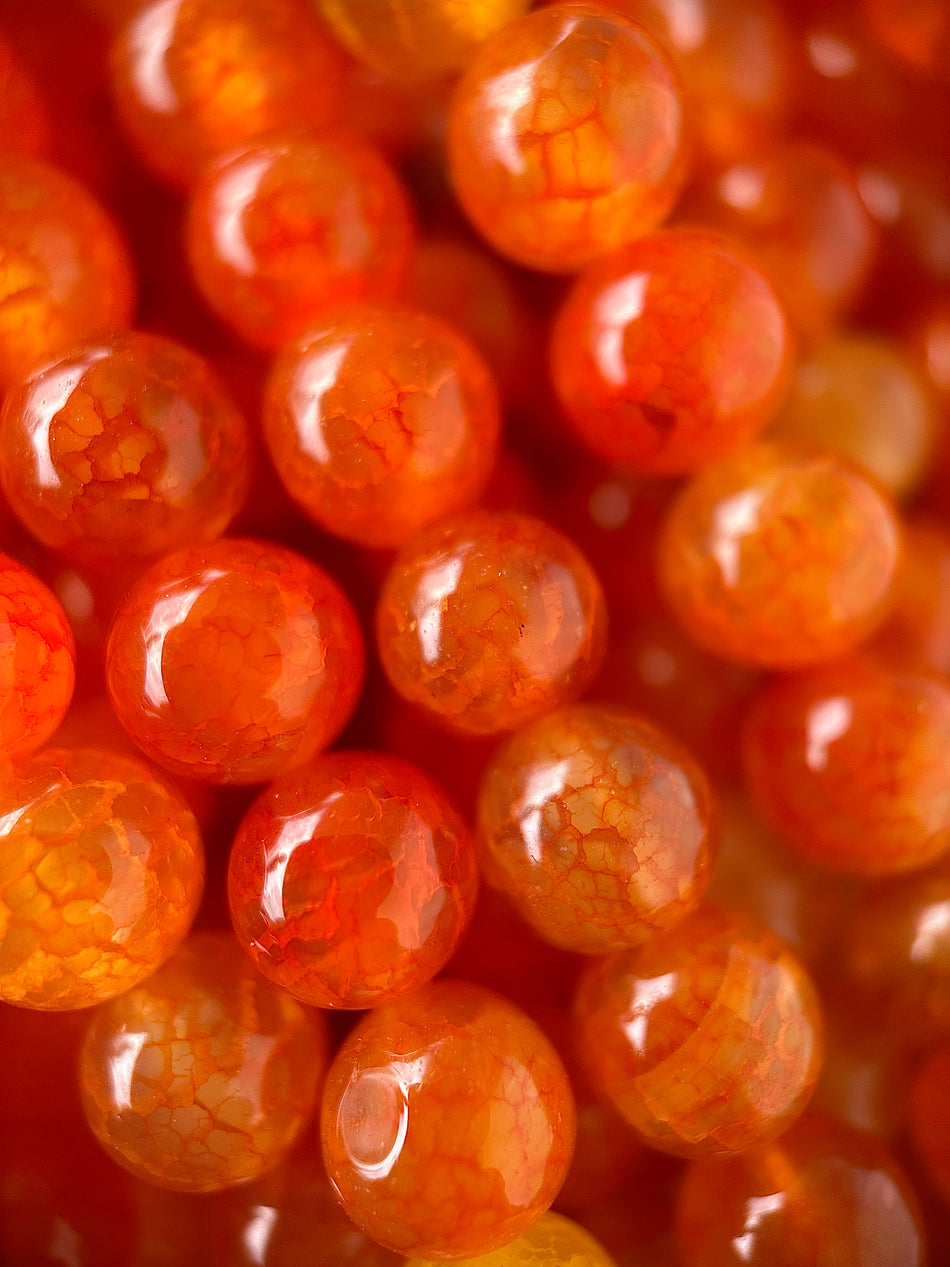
0 747 203 1011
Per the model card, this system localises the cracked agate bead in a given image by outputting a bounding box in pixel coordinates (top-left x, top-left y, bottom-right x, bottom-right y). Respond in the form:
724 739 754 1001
0 747 203 1011
477 703 718 954
106 538 364 784
0 553 75 760
552 229 792 476
574 906 823 1157
447 3 688 272
262 303 500 548
321 979 576 1259
376 511 607 736
405 1211 618 1267
228 751 479 1009
79 932 327 1192
0 331 250 567
657 441 901 669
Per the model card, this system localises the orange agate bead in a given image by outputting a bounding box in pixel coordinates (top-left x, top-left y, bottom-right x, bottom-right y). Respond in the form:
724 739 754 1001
574 906 823 1157
743 656 950 875
657 441 901 668
405 1212 619 1267
228 751 479 1009
376 511 607 736
477 702 718 954
109 0 344 186
106 538 364 784
186 133 414 350
0 553 75 760
79 933 327 1192
0 331 250 567
0 156 134 393
320 979 576 1258
0 747 203 1011
675 1114 926 1266
551 229 792 476
262 303 500 548
447 3 688 273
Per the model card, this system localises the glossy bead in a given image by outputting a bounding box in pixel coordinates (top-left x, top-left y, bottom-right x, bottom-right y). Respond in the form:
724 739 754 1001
598 0 792 167
109 0 344 187
0 156 135 392
0 747 203 1011
376 510 607 736
80 932 327 1192
909 1045 950 1205
321 979 576 1259
315 0 530 83
771 334 938 499
657 441 901 668
477 702 718 954
574 906 823 1157
447 3 688 273
228 751 479 1009
106 538 364 784
874 517 950 675
675 1114 926 1266
0 331 250 567
691 141 878 338
743 656 950 875
186 133 414 351
0 552 75 760
551 229 792 476
262 303 500 548
404 1211 618 1267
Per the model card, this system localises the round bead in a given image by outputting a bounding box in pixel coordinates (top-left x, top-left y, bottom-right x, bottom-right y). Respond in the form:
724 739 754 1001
574 906 823 1156
742 656 950 875
0 331 250 566
657 441 901 668
228 751 479 1009
321 979 575 1259
675 1114 925 1266
315 0 531 83
477 703 718 953
376 511 607 736
404 1211 618 1267
106 537 364 784
262 303 500 548
80 932 327 1192
551 229 792 476
0 553 75 760
109 0 344 187
0 156 134 392
0 747 203 1011
447 3 688 273
186 133 414 350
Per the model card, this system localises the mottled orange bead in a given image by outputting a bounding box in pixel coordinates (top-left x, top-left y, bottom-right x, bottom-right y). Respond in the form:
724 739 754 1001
478 703 718 954
106 538 364 784
186 133 414 351
574 906 823 1156
0 156 135 392
262 304 500 548
80 933 327 1192
552 229 792 476
109 0 344 187
405 1211 618 1267
0 552 75 760
771 333 939 499
376 511 607 736
316 0 530 83
321 979 576 1259
743 656 950 875
0 747 203 1011
675 1114 926 1266
0 331 250 567
447 3 688 273
657 441 901 668
228 751 478 1009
